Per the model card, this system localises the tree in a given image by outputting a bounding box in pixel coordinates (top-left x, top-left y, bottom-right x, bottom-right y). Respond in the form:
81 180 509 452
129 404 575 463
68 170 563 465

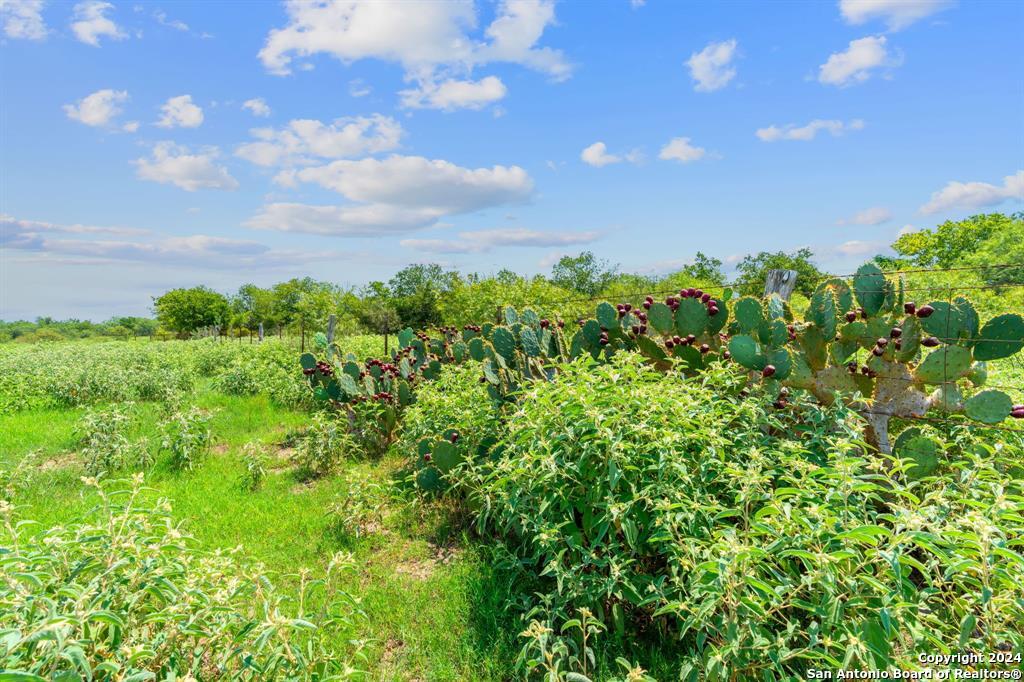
891 213 1019 269
384 264 454 329
153 287 229 337
549 251 619 297
680 252 725 284
733 248 824 298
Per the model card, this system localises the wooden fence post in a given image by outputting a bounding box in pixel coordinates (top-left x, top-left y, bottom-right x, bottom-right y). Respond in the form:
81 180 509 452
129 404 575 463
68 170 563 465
258 323 264 342
764 269 798 301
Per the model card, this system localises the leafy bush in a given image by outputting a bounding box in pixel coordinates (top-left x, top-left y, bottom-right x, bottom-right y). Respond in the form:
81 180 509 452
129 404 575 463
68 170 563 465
467 353 1024 677
160 406 213 471
294 413 357 478
0 476 366 679
79 404 149 475
240 441 269 490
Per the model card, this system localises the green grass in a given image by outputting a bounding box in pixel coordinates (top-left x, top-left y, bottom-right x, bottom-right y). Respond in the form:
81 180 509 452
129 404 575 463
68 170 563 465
0 386 521 680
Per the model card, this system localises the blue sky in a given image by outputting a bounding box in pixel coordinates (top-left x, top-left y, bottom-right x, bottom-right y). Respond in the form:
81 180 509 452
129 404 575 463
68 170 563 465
1 0 1022 320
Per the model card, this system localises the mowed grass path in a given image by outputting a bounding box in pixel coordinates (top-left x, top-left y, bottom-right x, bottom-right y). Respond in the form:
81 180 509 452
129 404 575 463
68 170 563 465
0 385 520 680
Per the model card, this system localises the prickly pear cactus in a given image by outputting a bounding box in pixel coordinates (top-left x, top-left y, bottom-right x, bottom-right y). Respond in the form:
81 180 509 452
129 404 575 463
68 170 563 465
301 263 1024 455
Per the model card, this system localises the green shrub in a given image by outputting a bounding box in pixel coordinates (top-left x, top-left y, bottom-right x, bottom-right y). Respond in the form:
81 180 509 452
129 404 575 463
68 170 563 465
469 353 1024 677
0 476 366 679
240 441 270 490
79 404 149 475
160 406 213 471
294 414 357 478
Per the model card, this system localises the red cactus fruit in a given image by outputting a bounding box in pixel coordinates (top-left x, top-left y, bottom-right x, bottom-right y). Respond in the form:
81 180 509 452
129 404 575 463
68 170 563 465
890 327 902 338
845 311 857 323
922 336 940 347
904 302 916 315
762 365 776 378
917 305 935 318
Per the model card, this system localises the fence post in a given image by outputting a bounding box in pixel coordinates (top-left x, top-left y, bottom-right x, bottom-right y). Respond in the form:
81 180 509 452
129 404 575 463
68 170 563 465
301 319 305 352
764 269 798 301
327 314 336 346
258 323 264 342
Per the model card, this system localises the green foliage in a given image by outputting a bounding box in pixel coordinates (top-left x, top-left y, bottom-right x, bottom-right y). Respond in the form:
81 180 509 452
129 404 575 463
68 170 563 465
550 251 620 297
0 477 366 680
153 286 230 336
734 247 825 298
294 413 357 478
463 353 1024 677
240 441 269 490
159 406 213 471
892 212 1022 272
79 404 149 475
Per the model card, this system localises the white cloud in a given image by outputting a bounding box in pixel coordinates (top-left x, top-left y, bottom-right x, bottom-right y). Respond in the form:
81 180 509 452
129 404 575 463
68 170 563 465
3 214 346 268
401 228 601 254
245 203 440 237
70 1 126 46
153 9 188 31
898 224 916 236
134 142 239 192
284 155 533 214
258 0 570 105
349 79 371 98
2 0 47 39
249 155 534 237
837 206 892 225
581 142 619 167
756 118 865 142
241 97 271 117
122 120 139 132
235 115 403 167
658 137 707 163
400 76 507 111
630 0 646 7
818 36 894 86
156 95 204 128
839 0 953 31
686 39 738 92
834 239 887 257
63 89 128 127
919 171 1024 215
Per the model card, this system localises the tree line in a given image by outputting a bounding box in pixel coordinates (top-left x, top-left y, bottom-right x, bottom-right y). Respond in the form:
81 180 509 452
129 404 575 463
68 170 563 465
3 213 1020 343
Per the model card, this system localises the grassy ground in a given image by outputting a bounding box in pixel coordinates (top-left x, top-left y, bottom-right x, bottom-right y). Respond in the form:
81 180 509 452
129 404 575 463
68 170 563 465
0 385 522 681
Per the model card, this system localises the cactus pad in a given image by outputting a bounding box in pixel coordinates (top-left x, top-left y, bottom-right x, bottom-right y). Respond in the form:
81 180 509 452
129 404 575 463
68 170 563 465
520 327 541 357
728 334 765 370
853 263 887 316
973 313 1024 361
964 389 1012 424
734 297 764 333
915 346 972 384
300 353 316 370
647 302 674 335
893 428 939 480
675 298 707 337
492 327 516 364
398 328 414 349
596 302 618 330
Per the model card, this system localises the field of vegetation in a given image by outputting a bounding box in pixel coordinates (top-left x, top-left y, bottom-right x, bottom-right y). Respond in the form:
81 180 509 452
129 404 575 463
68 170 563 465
2 215 1023 680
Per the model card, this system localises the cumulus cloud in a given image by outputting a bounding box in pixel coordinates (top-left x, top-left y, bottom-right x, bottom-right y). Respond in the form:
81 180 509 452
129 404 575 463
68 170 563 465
283 155 533 213
235 115 403 167
580 142 641 168
349 79 371 97
2 0 47 39
63 89 129 127
818 36 895 86
833 240 887 257
133 142 239 192
658 137 707 163
401 228 601 253
241 97 271 117
756 118 865 142
156 95 204 128
686 39 738 92
400 76 507 111
245 203 441 237
919 170 1024 215
837 206 893 225
839 0 953 31
249 155 534 237
258 0 570 109
70 1 126 46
